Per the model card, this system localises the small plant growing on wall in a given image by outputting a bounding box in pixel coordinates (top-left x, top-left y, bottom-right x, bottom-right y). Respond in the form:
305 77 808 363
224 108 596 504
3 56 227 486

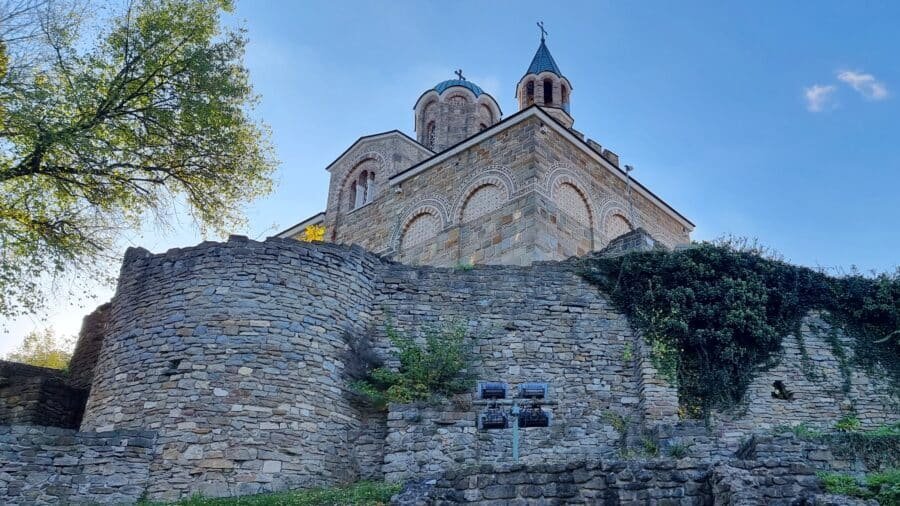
351 322 474 410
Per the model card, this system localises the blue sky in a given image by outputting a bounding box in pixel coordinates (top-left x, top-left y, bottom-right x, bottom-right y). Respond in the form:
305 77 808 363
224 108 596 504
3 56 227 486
3 0 899 353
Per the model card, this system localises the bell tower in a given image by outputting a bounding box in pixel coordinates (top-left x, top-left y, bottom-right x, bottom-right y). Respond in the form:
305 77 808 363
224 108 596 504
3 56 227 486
515 23 574 128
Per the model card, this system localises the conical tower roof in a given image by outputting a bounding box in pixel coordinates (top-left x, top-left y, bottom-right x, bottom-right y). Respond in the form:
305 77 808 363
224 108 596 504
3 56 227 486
526 39 563 77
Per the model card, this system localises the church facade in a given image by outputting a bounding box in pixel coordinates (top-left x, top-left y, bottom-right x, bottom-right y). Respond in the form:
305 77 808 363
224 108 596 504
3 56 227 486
278 36 694 266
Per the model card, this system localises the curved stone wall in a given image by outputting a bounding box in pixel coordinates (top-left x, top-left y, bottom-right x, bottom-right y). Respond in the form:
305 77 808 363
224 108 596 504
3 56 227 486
81 237 382 499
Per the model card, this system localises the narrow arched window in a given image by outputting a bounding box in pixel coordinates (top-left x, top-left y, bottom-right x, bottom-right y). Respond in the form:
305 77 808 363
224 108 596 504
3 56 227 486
348 184 357 211
561 85 569 111
366 170 375 203
525 81 535 105
425 121 436 150
543 79 553 105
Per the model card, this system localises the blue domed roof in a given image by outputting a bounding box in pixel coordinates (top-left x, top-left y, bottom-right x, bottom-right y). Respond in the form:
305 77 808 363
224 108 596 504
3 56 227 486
434 79 484 97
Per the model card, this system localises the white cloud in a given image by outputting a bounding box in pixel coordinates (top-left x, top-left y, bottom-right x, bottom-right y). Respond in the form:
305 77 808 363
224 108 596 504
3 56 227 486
804 84 837 112
837 70 889 100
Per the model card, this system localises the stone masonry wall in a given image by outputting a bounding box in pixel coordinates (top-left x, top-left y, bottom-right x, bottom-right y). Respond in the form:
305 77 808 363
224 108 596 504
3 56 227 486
330 118 539 266
0 362 86 429
326 113 691 267
374 261 643 482
9 238 896 502
709 313 899 452
80 238 383 500
0 425 154 505
395 458 834 506
68 302 110 390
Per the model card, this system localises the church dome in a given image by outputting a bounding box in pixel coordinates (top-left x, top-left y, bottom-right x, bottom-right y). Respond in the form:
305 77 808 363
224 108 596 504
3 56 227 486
434 79 485 97
414 73 502 152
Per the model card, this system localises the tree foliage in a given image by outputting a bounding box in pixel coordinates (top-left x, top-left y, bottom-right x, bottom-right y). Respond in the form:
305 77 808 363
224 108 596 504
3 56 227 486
301 224 325 242
579 242 900 415
5 327 73 369
0 0 276 318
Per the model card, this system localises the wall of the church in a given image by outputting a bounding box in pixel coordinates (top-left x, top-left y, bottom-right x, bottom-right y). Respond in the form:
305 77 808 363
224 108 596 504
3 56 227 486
324 113 690 266
328 117 541 266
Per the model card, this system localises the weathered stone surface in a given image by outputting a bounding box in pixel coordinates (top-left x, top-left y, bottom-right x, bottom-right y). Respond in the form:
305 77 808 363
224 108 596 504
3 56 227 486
0 425 154 505
1 239 896 503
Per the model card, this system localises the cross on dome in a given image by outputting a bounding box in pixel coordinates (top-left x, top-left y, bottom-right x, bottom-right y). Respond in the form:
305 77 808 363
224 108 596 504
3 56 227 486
455 69 465 80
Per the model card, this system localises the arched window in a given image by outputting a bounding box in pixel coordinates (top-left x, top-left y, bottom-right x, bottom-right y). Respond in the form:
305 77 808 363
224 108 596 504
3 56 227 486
525 81 535 105
425 121 436 150
543 79 553 105
349 169 377 210
561 85 569 111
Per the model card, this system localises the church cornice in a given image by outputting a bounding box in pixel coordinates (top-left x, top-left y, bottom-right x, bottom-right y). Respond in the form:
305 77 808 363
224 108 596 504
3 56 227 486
389 105 695 230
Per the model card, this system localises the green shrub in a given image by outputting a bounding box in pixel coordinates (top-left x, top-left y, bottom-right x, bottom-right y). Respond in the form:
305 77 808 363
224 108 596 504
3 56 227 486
667 443 690 459
818 469 900 505
602 410 629 435
147 480 401 505
578 242 900 416
351 323 473 409
835 416 862 432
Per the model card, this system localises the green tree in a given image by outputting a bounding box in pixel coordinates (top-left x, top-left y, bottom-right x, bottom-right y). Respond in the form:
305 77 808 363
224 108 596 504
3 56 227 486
0 0 276 318
6 327 74 369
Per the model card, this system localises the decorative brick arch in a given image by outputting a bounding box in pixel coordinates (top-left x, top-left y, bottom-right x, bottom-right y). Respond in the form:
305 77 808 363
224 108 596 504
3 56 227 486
390 196 451 252
451 168 516 224
545 166 598 225
598 200 635 245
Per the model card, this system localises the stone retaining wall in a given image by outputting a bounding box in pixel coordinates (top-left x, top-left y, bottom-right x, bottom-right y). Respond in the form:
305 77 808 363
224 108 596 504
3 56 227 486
375 261 642 482
5 238 896 502
394 458 838 505
0 425 154 505
0 362 87 429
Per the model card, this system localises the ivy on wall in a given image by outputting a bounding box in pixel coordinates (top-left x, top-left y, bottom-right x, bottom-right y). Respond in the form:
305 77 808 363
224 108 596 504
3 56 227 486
578 242 899 416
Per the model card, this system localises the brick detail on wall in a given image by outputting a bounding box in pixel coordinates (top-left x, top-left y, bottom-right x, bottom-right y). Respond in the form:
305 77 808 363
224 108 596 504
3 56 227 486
460 184 504 223
605 213 633 242
401 212 440 250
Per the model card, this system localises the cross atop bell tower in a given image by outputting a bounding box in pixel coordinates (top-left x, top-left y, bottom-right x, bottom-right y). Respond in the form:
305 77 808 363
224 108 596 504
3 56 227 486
537 21 547 42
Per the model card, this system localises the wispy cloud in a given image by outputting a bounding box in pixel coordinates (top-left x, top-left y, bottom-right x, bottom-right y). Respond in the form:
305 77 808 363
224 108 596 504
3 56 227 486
804 84 837 112
837 70 889 100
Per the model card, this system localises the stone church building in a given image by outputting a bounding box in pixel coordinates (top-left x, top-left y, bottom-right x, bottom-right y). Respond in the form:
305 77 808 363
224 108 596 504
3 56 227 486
279 35 694 266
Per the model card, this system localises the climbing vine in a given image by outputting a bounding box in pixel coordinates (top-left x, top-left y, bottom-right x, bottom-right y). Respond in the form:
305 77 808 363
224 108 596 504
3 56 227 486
578 241 900 416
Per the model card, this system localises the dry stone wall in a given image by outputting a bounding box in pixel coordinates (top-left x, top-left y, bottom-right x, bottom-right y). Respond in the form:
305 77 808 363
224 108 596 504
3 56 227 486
2 238 897 502
374 261 643 482
81 238 383 500
67 302 110 390
0 362 86 429
393 457 838 506
0 425 154 505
